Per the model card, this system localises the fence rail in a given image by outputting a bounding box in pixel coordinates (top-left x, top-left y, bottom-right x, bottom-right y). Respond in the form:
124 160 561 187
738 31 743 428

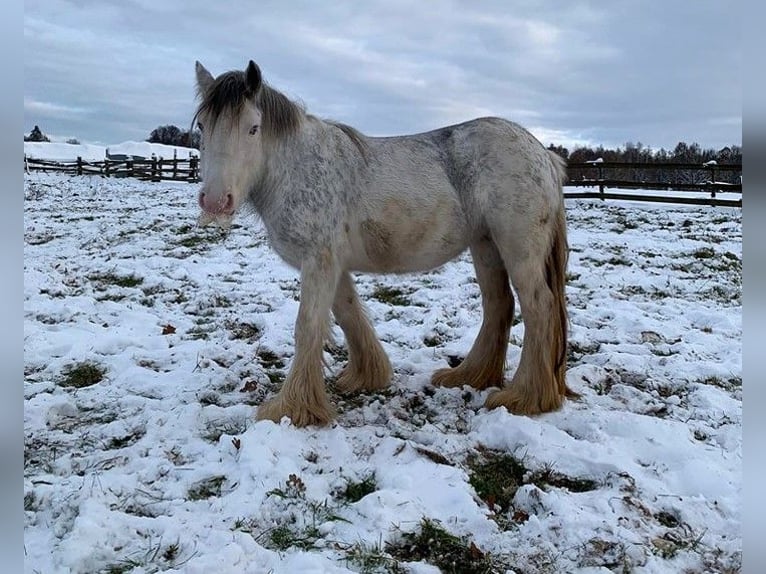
24 155 200 182
24 155 742 207
564 161 742 207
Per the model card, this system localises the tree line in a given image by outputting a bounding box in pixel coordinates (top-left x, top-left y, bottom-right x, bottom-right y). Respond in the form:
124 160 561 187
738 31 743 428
547 141 741 186
547 140 741 165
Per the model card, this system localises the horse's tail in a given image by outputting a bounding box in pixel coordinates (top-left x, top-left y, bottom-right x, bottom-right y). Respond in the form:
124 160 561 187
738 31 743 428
545 151 578 399
547 150 568 188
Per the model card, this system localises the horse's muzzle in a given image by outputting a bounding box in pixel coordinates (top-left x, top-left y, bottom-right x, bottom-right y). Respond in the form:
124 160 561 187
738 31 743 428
198 190 234 215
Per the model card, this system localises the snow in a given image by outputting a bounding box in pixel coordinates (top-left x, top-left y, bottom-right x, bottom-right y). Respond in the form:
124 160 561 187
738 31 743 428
24 141 198 162
24 173 742 573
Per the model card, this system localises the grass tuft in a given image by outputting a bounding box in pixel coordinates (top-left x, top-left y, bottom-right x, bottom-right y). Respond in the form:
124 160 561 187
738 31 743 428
59 361 106 388
187 475 227 500
340 473 377 503
387 518 505 574
371 285 412 306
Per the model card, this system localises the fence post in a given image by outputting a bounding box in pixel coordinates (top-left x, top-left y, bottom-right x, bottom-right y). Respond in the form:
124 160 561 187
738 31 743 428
190 155 198 182
104 158 110 177
598 165 604 200
77 156 83 176
151 154 158 181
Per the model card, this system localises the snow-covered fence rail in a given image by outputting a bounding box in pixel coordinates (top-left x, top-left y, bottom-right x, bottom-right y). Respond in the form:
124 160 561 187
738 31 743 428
24 155 201 183
564 161 742 207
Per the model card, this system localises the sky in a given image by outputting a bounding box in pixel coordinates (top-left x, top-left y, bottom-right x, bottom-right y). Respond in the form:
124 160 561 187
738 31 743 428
24 0 741 151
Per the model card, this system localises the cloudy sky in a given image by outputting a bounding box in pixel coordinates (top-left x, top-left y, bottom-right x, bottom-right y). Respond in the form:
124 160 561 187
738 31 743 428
24 0 741 151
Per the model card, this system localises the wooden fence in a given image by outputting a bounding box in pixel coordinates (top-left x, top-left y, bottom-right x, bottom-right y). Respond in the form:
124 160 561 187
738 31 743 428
564 161 742 207
24 155 742 207
24 155 200 183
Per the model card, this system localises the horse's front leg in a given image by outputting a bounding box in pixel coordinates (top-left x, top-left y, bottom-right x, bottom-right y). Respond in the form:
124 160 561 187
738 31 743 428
256 250 340 427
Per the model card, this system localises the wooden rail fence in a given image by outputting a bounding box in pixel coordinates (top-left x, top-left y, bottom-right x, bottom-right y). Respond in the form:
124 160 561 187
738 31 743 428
24 155 742 207
24 154 200 183
564 161 742 207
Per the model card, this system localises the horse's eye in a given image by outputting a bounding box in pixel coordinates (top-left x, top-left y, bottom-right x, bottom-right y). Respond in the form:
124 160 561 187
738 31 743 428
197 123 204 133
249 125 259 135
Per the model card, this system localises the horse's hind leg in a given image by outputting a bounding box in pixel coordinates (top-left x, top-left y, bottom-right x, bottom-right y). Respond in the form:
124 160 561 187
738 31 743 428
485 206 570 415
331 271 393 394
431 236 514 391
257 249 339 426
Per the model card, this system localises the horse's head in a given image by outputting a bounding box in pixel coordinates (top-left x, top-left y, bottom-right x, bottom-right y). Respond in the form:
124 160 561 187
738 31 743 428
194 60 265 228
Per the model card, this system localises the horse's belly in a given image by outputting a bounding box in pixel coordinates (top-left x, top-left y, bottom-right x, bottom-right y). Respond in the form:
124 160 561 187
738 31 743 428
347 204 471 273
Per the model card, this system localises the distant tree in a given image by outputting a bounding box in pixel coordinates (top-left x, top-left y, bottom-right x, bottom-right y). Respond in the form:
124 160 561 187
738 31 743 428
547 143 569 159
147 124 201 149
66 138 80 145
25 125 50 142
148 124 183 145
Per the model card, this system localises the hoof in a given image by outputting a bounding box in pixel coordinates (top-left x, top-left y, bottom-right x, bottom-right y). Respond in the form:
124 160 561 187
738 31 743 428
484 384 563 416
256 394 335 427
335 364 392 395
431 366 501 391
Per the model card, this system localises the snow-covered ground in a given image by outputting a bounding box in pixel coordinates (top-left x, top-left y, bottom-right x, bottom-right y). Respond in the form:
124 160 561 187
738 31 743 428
24 173 741 573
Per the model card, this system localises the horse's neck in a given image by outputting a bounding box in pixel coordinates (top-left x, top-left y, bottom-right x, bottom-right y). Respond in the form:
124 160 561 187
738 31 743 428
264 118 335 172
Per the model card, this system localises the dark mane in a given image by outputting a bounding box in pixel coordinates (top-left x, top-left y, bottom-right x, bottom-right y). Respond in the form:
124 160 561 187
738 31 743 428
194 70 303 140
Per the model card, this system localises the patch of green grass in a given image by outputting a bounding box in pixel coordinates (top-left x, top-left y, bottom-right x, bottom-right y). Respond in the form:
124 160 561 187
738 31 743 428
527 463 599 493
340 474 377 503
103 562 140 574
187 475 227 500
59 361 106 388
345 542 407 574
90 272 143 288
655 510 680 528
423 334 443 347
387 518 504 574
692 246 716 259
266 371 285 385
177 235 208 248
252 477 353 552
371 285 412 306
175 224 194 234
468 452 527 513
469 452 598 517
227 320 262 340
103 540 194 573
24 490 38 512
106 428 146 450
698 375 741 392
257 348 285 369
201 417 248 443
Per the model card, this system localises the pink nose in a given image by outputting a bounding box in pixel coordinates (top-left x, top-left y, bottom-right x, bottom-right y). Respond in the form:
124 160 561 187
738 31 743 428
198 191 234 214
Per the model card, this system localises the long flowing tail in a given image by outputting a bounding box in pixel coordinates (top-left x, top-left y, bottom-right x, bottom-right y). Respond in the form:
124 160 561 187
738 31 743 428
545 151 578 399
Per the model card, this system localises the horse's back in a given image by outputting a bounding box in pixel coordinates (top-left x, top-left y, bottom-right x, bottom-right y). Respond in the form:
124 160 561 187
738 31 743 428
373 117 563 222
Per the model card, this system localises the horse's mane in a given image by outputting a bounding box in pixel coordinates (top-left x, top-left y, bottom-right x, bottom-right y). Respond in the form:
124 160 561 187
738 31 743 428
194 70 304 140
194 68 369 163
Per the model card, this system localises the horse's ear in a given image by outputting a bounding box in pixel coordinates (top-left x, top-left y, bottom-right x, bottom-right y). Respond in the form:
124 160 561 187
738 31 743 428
246 60 262 95
195 61 214 93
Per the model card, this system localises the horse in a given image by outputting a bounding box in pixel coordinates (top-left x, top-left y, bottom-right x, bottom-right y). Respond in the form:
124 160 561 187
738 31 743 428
193 60 576 427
